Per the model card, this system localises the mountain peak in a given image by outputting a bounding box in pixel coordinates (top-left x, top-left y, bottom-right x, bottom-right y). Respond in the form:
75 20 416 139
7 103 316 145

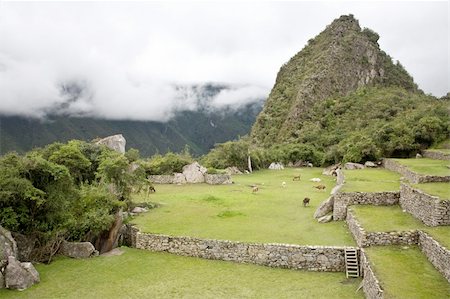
250 15 419 146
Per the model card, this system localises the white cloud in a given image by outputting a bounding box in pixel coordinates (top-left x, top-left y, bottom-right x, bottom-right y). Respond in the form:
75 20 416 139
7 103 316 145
0 1 448 121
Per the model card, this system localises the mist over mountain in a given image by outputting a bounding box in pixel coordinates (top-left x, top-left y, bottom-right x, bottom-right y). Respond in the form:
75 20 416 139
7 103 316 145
0 83 264 156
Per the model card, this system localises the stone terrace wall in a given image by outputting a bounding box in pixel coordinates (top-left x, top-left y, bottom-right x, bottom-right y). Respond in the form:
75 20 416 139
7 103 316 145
346 209 418 247
418 231 450 283
149 174 232 185
134 231 354 272
423 150 450 161
400 184 450 226
333 192 399 220
360 249 384 299
383 159 450 183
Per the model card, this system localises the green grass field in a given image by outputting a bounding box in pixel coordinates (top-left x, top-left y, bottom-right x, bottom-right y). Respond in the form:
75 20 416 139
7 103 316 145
411 182 450 200
365 246 450 299
132 168 355 246
392 158 450 176
0 247 363 299
341 168 401 192
350 205 450 248
426 148 450 154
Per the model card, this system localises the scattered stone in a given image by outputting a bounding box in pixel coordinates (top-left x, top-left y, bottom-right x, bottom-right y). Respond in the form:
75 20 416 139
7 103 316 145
182 162 207 183
59 241 98 259
131 207 148 214
416 153 422 158
322 163 341 176
314 197 334 219
307 163 313 168
95 134 126 153
268 162 284 170
364 161 377 168
344 162 365 170
4 256 39 290
225 167 243 175
205 174 232 185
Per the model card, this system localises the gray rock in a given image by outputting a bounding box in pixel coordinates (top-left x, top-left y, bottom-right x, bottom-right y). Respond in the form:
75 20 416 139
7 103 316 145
344 162 365 170
182 162 207 183
131 207 148 214
330 184 343 196
95 134 126 153
317 214 333 223
4 256 39 290
225 167 243 175
416 153 422 158
268 162 284 170
0 271 4 289
364 161 377 168
0 226 18 262
148 175 174 184
314 197 334 219
173 173 187 184
205 174 232 185
59 241 98 259
322 163 341 176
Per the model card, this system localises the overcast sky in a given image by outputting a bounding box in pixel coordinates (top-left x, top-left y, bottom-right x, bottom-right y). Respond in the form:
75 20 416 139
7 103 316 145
0 1 448 121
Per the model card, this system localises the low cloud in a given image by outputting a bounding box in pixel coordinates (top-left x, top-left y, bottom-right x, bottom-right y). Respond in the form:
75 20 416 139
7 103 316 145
0 2 447 121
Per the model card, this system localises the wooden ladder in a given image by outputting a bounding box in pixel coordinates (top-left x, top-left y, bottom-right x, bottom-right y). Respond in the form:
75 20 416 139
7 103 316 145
345 248 359 278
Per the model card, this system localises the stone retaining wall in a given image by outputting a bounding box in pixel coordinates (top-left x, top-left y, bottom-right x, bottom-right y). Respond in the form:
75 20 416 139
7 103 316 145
346 209 418 247
333 191 399 220
360 249 384 299
400 184 450 226
149 174 232 185
423 150 450 161
134 231 355 272
383 159 450 183
418 231 450 283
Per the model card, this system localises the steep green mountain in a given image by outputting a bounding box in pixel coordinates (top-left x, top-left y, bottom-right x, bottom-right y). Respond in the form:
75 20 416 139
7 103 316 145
251 14 421 146
0 101 262 157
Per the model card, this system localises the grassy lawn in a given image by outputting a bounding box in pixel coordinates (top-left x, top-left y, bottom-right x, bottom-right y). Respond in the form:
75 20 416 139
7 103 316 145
0 247 363 299
392 158 450 176
132 168 355 246
350 205 450 248
427 148 450 154
341 168 401 193
411 182 450 200
365 246 450 299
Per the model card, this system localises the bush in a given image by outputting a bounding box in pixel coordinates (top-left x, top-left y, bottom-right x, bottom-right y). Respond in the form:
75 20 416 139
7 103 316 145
145 152 193 175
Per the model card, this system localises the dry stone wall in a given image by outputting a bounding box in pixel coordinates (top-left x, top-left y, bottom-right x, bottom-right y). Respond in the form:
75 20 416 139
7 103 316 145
333 191 399 220
418 231 450 283
360 249 384 299
423 150 450 161
346 209 418 247
400 184 450 226
383 159 450 183
133 230 354 272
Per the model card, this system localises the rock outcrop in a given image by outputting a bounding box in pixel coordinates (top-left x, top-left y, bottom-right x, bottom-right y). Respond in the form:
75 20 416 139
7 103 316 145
344 162 365 170
182 162 207 183
4 256 40 290
268 162 284 170
95 134 126 153
225 166 243 175
314 196 335 219
59 241 99 258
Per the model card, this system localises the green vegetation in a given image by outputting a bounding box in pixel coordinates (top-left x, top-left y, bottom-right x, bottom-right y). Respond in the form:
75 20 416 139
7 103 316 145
427 148 450 154
411 182 450 200
341 168 401 192
141 151 193 175
365 246 450 299
132 169 355 246
392 158 450 176
350 205 450 248
0 247 363 299
0 140 147 261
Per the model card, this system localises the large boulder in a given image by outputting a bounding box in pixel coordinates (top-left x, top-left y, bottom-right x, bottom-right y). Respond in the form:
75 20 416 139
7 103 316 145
205 174 232 185
0 271 4 289
0 226 18 262
59 241 98 259
268 162 284 170
11 232 36 262
182 162 207 183
317 214 333 223
364 161 377 168
344 162 365 170
322 163 341 176
4 256 39 290
173 173 187 184
314 196 335 219
95 134 126 153
330 184 343 196
225 167 243 175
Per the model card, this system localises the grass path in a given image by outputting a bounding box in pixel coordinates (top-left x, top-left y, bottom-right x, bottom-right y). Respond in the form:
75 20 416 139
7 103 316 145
132 168 355 246
342 168 401 192
392 158 450 176
0 247 363 299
